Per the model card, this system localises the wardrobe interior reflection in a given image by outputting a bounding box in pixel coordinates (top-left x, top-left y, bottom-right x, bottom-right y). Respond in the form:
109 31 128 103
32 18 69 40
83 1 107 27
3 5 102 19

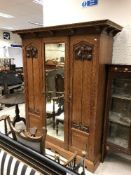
44 43 65 141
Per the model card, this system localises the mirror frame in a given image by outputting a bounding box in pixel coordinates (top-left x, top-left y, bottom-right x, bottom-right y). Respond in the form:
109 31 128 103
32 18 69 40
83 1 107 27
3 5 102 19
42 37 70 149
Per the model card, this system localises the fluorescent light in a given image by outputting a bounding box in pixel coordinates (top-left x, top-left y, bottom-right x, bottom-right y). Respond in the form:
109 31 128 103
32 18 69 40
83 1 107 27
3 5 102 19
28 21 43 26
0 12 14 18
1 26 14 30
33 0 43 5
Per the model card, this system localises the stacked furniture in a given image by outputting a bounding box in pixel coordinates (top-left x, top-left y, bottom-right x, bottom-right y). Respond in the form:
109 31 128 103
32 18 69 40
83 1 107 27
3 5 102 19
0 71 23 95
0 132 78 175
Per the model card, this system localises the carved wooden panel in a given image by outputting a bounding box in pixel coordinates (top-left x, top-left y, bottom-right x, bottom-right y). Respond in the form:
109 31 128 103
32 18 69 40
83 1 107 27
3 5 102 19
71 128 89 152
74 41 93 60
71 56 83 124
71 37 94 127
72 122 89 133
81 58 92 126
26 45 38 58
23 39 44 129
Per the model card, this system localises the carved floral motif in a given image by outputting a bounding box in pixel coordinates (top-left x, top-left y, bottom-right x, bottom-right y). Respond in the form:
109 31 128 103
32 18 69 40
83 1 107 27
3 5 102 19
74 42 93 60
72 122 89 133
26 45 38 59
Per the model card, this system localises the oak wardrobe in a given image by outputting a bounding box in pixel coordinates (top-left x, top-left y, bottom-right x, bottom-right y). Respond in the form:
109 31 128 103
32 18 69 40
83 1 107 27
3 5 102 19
14 20 122 171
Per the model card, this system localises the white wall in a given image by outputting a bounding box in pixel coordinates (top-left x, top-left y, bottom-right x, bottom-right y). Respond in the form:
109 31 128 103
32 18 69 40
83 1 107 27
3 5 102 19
43 0 131 27
0 30 21 47
43 0 131 65
0 30 22 67
112 26 131 65
8 47 23 67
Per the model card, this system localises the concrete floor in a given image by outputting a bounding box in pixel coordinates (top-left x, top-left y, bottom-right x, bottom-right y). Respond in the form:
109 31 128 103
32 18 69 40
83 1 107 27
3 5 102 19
0 105 131 175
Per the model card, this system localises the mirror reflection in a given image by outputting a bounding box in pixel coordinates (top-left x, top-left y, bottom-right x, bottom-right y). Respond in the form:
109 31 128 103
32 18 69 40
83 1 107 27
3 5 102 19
45 43 65 141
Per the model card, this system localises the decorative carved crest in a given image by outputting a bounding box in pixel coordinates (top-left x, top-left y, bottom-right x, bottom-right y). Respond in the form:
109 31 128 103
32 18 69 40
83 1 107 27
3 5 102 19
74 42 93 60
72 122 89 133
26 45 38 59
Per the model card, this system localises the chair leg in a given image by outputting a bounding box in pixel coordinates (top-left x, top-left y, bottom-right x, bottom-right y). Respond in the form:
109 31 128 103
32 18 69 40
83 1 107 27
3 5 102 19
56 120 59 135
0 115 9 136
4 120 8 136
53 116 55 129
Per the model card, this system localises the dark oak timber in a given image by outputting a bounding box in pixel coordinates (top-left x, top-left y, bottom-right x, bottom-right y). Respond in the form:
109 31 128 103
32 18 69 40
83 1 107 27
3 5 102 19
102 65 131 161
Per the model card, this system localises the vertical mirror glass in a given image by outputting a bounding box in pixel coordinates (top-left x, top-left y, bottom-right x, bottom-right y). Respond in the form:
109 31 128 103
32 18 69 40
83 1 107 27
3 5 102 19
44 43 65 141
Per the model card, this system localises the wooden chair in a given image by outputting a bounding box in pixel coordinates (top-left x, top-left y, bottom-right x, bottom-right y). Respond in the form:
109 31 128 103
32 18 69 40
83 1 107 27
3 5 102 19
55 73 64 94
45 148 77 167
46 147 62 163
45 148 86 174
46 95 59 129
7 116 47 154
46 94 64 129
64 151 77 170
0 115 10 136
55 112 64 135
0 115 26 138
64 151 87 175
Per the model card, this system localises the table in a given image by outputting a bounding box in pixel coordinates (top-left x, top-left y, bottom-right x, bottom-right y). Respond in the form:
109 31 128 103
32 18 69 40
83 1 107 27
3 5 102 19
0 92 26 125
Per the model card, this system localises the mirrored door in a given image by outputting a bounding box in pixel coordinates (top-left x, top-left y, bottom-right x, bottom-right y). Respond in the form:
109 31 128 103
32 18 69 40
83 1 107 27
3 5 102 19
44 43 65 141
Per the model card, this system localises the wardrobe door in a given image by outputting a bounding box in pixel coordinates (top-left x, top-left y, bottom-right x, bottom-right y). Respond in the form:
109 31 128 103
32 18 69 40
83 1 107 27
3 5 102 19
69 35 97 154
23 38 44 131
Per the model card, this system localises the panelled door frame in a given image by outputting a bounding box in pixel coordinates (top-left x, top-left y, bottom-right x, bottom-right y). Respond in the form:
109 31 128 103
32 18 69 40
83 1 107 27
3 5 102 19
69 35 99 158
23 38 44 130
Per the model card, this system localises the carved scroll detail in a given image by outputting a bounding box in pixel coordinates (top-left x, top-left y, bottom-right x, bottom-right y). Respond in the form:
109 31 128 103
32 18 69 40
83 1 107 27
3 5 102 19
74 41 93 60
26 45 38 59
72 122 89 133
